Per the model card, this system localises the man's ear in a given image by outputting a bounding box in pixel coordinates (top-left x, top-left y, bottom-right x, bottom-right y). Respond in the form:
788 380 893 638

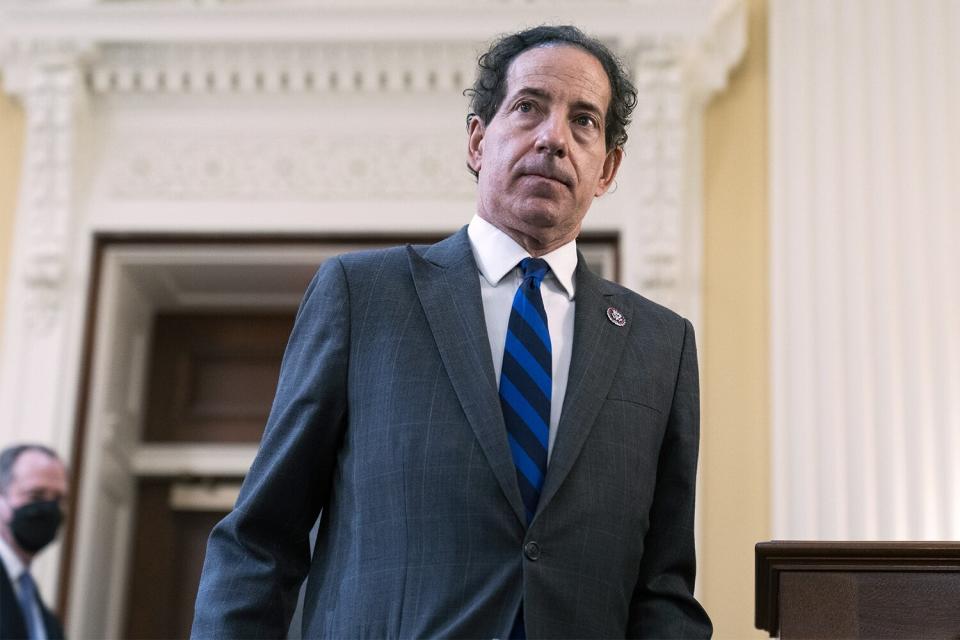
467 116 485 175
594 146 624 197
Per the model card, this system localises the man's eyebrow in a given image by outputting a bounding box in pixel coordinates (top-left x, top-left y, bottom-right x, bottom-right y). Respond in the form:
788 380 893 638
508 87 605 118
509 86 552 102
570 99 605 119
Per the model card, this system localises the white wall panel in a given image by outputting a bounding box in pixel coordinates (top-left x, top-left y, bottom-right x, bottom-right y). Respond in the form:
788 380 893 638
771 0 960 540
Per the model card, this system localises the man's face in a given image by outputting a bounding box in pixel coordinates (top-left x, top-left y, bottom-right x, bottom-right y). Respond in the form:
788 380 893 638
0 451 69 547
468 44 622 249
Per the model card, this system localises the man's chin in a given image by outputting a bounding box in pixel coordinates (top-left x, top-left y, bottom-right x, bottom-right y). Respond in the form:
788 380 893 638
511 209 584 247
516 211 563 230
515 202 578 229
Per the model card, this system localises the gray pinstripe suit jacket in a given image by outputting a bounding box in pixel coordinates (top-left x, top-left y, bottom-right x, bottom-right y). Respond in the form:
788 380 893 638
192 227 711 639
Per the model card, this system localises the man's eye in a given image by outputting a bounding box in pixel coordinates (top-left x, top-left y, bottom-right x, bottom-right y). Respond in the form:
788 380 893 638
575 115 598 128
516 101 533 113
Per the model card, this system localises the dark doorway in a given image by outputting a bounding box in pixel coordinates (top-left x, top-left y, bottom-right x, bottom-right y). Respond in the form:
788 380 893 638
123 312 293 639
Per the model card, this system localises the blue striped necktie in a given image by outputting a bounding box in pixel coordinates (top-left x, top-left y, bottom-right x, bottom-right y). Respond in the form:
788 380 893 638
499 257 551 525
17 570 43 640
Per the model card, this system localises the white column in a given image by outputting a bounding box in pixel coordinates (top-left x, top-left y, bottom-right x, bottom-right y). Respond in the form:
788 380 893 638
771 0 960 540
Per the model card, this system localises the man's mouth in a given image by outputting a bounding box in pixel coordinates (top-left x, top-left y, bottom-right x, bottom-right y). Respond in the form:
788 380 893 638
521 171 571 188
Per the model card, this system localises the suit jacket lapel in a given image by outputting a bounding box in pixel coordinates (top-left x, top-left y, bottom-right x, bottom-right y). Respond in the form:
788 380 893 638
408 227 527 526
536 255 631 518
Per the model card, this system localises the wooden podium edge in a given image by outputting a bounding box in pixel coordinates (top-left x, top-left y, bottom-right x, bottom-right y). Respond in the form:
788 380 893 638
754 541 960 636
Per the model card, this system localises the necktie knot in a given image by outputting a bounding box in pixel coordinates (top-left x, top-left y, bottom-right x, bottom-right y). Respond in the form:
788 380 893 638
519 257 550 287
18 570 36 595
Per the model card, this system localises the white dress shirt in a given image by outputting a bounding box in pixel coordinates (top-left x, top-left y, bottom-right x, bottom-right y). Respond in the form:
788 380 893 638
0 537 48 640
467 214 577 462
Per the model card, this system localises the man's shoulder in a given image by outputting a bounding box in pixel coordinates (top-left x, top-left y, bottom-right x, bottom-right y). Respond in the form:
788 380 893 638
332 227 469 275
334 243 411 272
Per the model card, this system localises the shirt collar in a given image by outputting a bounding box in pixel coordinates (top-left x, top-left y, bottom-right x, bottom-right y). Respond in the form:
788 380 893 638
467 214 577 300
0 536 26 581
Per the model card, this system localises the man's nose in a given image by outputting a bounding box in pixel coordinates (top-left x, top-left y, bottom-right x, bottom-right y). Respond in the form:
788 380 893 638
534 114 569 158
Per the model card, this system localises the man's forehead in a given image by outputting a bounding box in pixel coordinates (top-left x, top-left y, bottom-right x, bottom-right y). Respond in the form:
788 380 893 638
503 44 611 108
12 450 67 485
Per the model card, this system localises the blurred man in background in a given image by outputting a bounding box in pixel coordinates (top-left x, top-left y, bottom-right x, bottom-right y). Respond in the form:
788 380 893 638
0 445 68 640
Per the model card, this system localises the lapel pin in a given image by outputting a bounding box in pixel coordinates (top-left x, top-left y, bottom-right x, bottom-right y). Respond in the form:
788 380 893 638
606 306 626 327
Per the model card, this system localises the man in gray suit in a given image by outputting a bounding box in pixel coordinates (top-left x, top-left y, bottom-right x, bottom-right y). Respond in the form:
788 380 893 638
193 25 711 639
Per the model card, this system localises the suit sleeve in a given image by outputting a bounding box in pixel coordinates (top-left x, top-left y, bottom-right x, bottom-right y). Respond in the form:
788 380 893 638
191 257 351 640
627 318 713 638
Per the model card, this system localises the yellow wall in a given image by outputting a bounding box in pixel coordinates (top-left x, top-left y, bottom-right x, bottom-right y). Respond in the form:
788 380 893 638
0 78 24 326
700 0 770 637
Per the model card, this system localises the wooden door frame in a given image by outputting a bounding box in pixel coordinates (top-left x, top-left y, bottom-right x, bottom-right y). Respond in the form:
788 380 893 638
63 232 618 637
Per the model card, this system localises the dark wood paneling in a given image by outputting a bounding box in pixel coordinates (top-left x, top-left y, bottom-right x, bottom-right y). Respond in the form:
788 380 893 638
756 541 960 639
124 479 228 640
778 572 861 638
144 313 294 443
778 571 960 639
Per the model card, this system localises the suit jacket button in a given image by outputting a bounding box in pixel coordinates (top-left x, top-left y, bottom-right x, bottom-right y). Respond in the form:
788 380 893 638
523 541 541 561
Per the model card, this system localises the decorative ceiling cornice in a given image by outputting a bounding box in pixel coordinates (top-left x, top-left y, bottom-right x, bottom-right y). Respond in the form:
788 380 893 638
85 42 480 95
0 1 734 44
0 0 745 97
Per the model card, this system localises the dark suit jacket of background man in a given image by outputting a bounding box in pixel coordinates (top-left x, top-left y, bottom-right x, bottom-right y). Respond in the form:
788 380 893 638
192 227 711 638
1 562 65 640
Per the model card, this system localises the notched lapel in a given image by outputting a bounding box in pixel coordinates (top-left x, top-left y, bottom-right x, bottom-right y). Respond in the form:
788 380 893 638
407 228 527 526
536 257 632 518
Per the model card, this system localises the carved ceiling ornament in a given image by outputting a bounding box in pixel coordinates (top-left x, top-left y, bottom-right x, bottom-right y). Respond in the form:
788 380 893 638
108 132 475 201
88 42 479 96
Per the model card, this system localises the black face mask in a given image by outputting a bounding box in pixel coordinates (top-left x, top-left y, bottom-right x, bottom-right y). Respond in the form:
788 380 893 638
9 500 62 553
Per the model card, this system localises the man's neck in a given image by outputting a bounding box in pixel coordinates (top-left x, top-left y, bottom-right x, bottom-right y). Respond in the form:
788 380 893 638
0 528 32 568
476 213 578 257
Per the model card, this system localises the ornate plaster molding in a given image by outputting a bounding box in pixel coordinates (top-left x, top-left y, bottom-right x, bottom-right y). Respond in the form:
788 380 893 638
628 45 687 294
0 0 747 332
0 0 746 325
107 133 475 200
682 0 747 101
4 41 91 332
0 1 735 46
623 4 743 299
88 42 478 95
